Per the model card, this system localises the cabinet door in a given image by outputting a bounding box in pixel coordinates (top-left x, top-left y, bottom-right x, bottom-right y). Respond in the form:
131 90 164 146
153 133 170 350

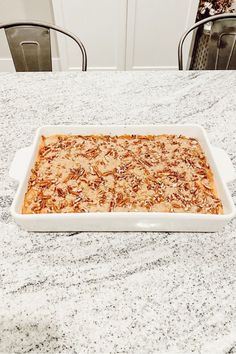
52 0 199 71
52 0 127 70
125 0 199 70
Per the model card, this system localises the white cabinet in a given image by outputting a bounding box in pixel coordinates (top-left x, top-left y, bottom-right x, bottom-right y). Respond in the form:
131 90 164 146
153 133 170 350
52 0 127 70
126 0 199 69
53 0 199 70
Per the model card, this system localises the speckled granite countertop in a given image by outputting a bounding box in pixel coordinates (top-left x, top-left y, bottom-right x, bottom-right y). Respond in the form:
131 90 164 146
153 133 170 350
0 71 236 354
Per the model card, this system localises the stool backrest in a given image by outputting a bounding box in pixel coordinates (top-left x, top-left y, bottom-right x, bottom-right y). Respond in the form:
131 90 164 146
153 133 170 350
178 13 236 70
0 21 87 71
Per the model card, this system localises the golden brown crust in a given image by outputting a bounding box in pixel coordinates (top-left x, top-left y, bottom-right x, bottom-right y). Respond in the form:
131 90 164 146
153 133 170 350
22 134 223 215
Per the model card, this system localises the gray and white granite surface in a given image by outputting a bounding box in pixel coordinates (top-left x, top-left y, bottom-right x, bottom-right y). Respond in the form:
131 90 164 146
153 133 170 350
0 71 236 354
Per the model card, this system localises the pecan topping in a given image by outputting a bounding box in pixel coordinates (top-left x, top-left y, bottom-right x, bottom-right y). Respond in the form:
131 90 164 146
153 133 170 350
22 134 223 215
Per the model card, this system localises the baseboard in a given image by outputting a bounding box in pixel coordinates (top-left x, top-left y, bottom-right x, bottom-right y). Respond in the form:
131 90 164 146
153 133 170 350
0 59 178 72
131 65 178 70
68 66 118 71
0 57 61 72
0 61 119 72
69 65 178 71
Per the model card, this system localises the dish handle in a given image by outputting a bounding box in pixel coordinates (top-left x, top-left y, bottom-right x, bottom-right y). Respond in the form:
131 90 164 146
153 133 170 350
211 146 236 184
9 146 34 183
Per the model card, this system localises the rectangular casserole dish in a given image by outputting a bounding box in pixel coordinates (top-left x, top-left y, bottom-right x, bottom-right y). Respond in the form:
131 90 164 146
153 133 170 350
10 124 236 232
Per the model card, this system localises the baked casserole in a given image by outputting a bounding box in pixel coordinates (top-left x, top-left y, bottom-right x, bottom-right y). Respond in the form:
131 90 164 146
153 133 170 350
22 134 223 214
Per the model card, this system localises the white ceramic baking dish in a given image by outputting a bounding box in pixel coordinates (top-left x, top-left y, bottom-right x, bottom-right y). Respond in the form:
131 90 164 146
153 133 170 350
10 124 236 232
